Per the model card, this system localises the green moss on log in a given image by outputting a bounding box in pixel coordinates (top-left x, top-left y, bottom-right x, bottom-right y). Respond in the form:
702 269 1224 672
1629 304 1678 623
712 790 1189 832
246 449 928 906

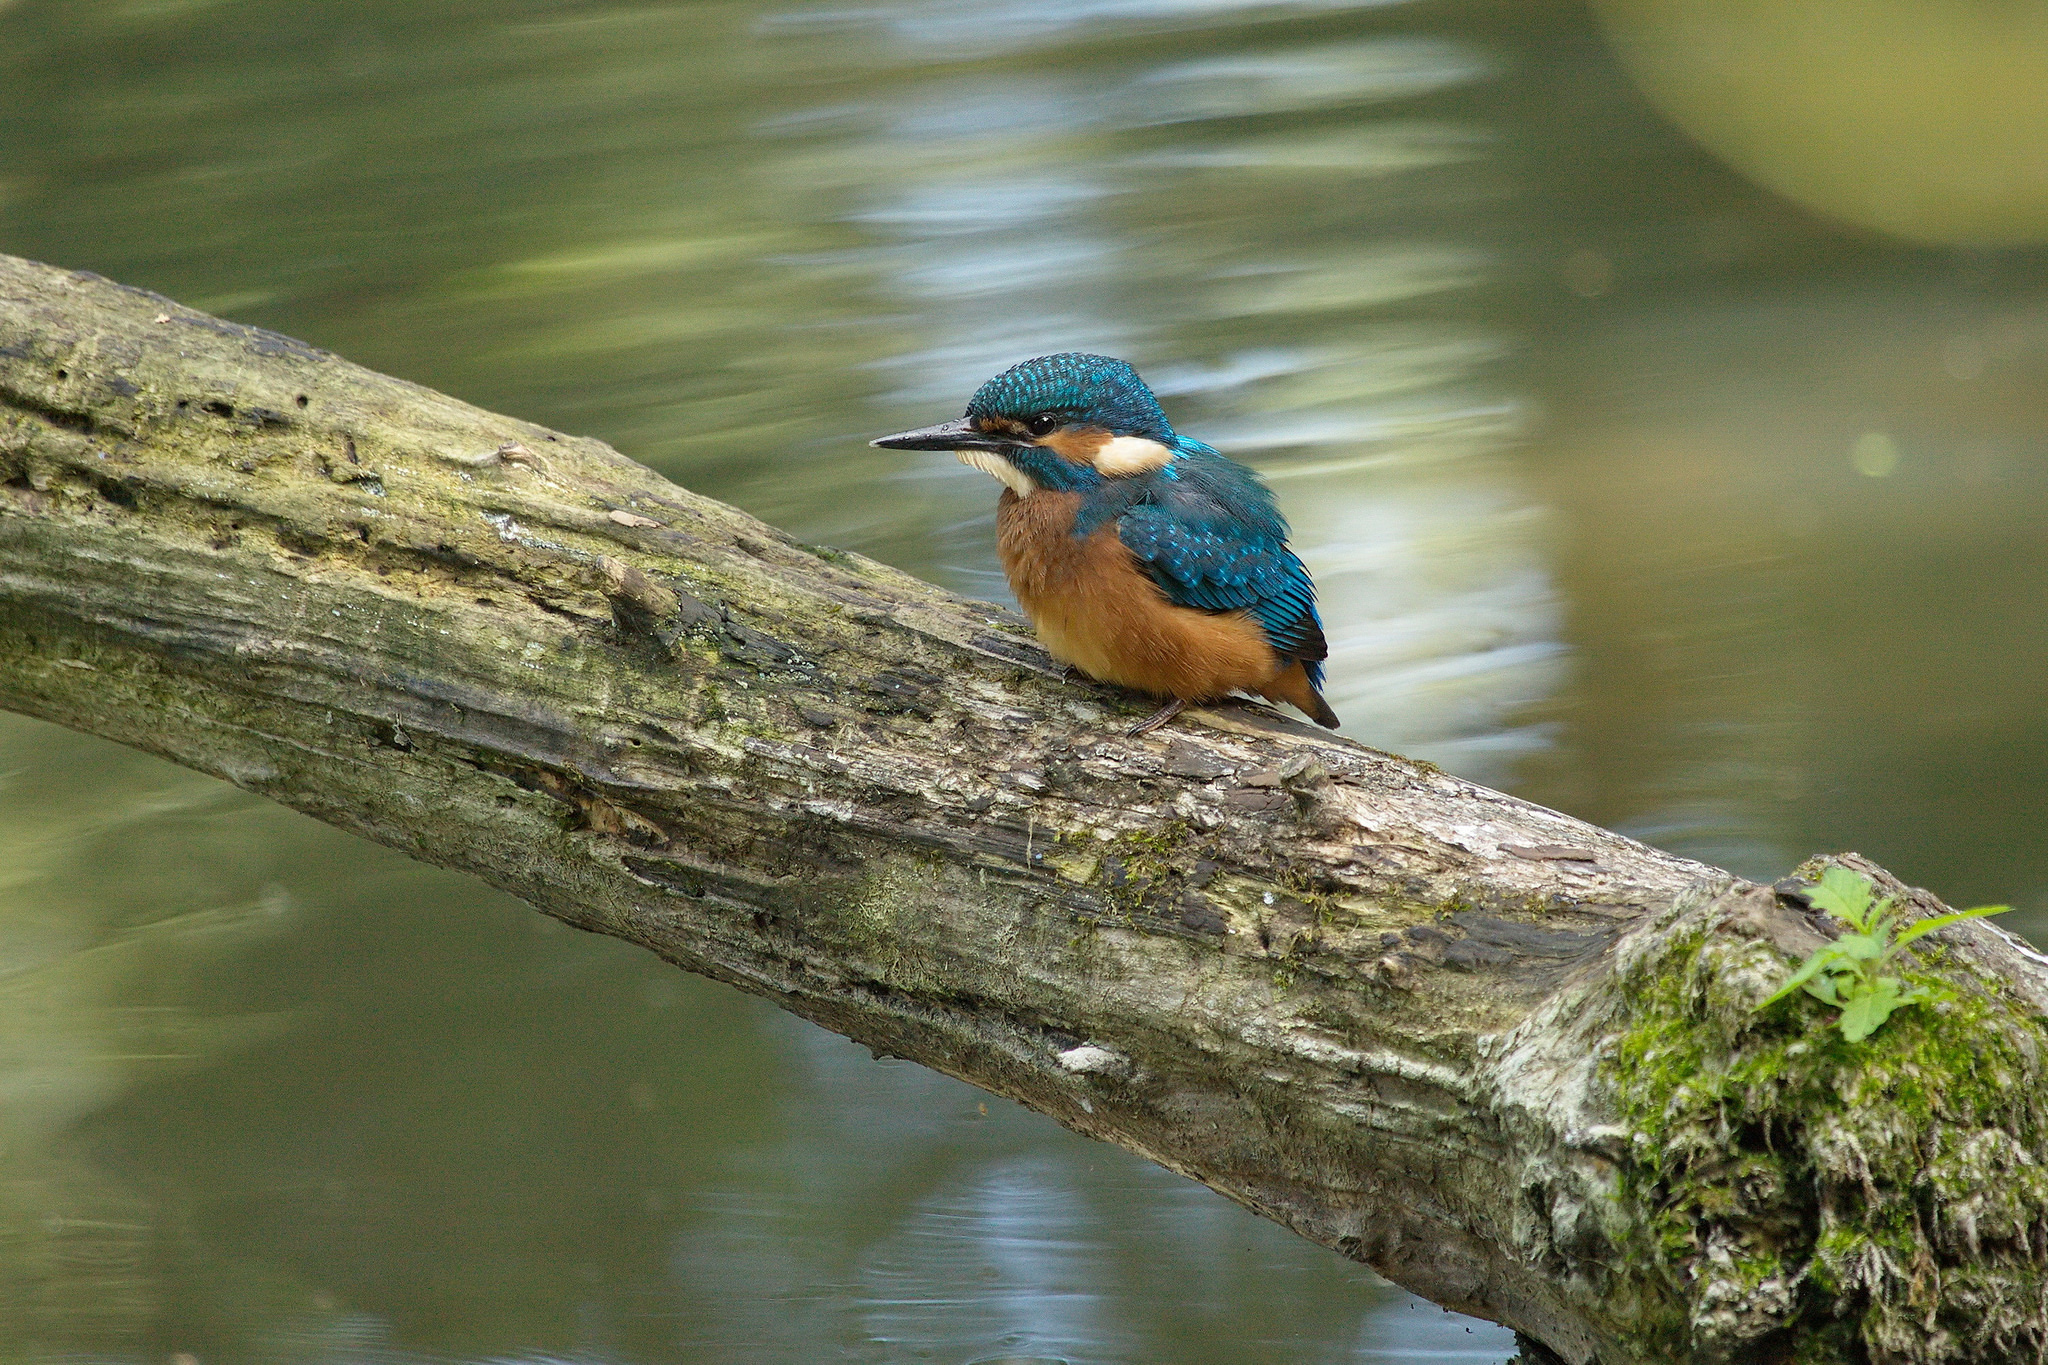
1604 905 2048 1361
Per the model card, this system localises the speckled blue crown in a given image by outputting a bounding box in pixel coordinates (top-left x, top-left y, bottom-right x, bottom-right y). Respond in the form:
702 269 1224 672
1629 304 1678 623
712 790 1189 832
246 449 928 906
965 353 1173 440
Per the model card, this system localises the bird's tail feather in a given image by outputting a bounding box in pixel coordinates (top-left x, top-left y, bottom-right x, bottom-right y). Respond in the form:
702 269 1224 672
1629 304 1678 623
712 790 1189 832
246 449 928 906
1258 662 1340 730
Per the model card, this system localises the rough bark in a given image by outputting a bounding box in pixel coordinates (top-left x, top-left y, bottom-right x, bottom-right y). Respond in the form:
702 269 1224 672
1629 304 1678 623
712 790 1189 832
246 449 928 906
3 252 2046 1364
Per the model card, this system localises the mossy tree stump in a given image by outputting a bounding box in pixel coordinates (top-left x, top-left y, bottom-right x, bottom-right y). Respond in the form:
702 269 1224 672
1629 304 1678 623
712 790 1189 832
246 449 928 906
3 253 2046 1363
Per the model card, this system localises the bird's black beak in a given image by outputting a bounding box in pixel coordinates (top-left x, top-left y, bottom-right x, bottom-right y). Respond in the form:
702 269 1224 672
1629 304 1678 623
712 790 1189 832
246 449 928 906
870 417 1016 452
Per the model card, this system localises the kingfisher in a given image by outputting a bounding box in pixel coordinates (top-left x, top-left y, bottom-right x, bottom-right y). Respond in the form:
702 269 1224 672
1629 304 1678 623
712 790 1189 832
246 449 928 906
873 353 1338 735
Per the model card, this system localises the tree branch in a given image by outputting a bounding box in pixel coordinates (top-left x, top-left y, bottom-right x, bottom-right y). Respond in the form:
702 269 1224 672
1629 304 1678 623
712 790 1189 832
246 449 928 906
4 253 2045 1363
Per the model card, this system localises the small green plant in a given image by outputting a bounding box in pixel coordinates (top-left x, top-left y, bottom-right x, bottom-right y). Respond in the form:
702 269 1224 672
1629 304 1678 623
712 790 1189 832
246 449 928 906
1758 866 2011 1042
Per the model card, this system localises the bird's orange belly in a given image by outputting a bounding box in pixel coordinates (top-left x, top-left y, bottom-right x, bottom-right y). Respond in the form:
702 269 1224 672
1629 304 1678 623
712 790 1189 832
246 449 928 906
996 490 1280 701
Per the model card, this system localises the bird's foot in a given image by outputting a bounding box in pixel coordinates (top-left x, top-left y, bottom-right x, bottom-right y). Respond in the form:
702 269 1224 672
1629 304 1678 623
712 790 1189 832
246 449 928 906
1126 698 1186 737
1059 665 1086 685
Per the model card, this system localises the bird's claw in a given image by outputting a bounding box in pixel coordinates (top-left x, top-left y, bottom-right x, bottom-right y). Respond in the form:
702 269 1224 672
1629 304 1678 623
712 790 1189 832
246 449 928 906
1126 698 1186 737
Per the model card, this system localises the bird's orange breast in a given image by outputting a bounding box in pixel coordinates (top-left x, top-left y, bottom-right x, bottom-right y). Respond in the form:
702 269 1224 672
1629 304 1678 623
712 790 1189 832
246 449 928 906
996 490 1282 701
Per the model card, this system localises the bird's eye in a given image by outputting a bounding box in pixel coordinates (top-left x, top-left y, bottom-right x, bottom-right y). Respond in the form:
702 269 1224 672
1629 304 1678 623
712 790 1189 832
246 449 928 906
1025 413 1062 438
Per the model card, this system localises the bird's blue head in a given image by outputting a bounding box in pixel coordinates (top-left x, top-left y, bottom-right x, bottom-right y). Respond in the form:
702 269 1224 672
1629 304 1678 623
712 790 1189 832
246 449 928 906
872 353 1182 496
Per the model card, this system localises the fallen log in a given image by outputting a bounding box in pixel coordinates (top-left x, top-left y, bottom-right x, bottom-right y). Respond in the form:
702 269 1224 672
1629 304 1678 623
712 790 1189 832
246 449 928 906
3 252 2045 1364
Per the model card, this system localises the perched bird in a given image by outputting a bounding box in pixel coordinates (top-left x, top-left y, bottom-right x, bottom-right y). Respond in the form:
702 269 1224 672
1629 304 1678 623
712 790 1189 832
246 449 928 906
873 353 1339 735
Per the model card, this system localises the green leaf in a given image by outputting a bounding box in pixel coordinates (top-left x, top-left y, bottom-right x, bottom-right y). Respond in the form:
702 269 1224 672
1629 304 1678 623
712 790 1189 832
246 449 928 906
1892 980 1943 1008
1767 869 2011 1042
1804 971 1848 1007
1839 978 1909 1042
1891 903 2013 950
1759 946 1848 1009
1808 867 1875 925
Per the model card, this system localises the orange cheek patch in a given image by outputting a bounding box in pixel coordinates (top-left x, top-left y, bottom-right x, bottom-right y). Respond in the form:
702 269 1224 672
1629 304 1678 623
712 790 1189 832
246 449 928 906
1031 426 1175 475
1036 425 1111 465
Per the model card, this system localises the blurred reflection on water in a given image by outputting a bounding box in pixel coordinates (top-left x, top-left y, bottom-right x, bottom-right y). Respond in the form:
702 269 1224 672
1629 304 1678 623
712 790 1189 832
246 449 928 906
1 0 2045 1359
1593 0 2048 246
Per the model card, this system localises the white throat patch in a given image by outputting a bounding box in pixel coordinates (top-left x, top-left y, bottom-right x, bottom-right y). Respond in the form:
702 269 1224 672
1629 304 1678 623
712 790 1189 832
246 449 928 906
956 448 1038 498
1093 435 1175 476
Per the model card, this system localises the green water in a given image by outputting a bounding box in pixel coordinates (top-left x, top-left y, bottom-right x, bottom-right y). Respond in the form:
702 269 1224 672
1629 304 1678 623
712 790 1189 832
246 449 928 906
2 0 2046 1360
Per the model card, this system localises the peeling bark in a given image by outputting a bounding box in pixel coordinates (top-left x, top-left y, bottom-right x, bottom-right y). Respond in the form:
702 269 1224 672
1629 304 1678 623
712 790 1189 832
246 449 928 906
3 253 2047 1363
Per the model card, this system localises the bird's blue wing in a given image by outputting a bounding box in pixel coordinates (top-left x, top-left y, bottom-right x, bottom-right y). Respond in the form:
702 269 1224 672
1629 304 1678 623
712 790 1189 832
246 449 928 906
1118 501 1327 685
